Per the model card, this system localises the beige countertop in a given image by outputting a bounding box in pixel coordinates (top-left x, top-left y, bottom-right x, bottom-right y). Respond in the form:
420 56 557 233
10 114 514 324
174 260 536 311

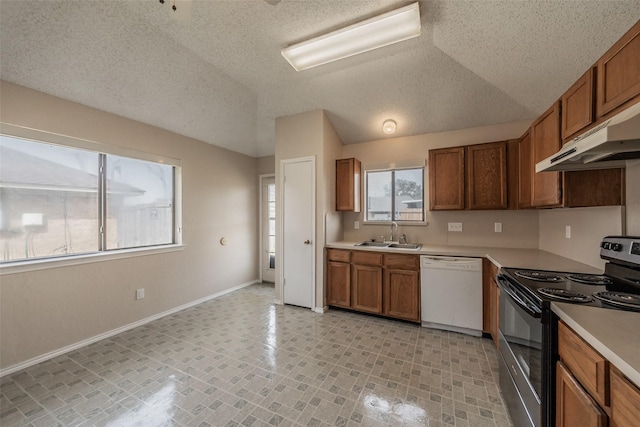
552 302 640 388
326 241 602 274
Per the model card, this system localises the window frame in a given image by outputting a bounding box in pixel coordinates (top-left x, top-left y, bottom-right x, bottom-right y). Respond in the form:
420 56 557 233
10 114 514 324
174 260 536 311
0 123 183 273
363 165 426 225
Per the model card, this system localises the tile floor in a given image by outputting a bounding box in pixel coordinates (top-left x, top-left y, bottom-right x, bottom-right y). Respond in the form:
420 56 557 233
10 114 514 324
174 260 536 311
1 283 513 427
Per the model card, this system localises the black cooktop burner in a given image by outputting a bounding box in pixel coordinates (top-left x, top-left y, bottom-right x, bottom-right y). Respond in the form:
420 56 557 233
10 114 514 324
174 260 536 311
593 291 640 310
515 271 565 282
538 288 593 303
567 274 613 285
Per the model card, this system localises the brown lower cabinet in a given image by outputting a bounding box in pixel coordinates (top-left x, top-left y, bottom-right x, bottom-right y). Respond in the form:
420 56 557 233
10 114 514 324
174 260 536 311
352 263 383 314
556 361 607 427
326 249 420 323
557 321 640 427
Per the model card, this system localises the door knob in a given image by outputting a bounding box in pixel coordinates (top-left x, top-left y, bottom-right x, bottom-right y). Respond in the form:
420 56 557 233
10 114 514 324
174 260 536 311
304 240 311 245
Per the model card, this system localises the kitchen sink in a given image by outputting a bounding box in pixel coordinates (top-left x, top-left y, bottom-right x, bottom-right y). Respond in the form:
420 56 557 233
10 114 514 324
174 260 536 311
387 243 422 250
355 241 391 247
354 241 422 250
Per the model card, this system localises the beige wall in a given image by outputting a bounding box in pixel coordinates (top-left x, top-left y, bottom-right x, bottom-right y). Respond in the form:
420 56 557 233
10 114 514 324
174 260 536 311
538 206 625 270
257 155 275 175
340 120 539 248
0 81 260 371
626 160 640 235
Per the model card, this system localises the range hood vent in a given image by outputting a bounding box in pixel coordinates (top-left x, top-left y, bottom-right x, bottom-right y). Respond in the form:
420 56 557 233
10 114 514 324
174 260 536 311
536 101 640 172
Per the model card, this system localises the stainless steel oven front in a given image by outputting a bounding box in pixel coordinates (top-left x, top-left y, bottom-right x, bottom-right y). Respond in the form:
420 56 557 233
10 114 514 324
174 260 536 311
497 275 543 427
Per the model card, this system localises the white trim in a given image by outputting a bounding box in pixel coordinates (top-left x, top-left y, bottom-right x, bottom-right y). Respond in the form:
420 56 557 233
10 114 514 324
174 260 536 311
0 279 259 378
258 174 276 283
1 122 181 166
0 244 185 276
313 306 328 314
273 299 283 305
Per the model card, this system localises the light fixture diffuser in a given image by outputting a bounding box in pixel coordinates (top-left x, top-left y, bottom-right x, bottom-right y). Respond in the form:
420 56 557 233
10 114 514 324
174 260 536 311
281 2 421 71
382 120 397 135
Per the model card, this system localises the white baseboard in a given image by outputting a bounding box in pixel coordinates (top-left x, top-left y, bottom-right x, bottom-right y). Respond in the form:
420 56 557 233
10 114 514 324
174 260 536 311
273 299 283 305
313 306 328 313
0 279 259 378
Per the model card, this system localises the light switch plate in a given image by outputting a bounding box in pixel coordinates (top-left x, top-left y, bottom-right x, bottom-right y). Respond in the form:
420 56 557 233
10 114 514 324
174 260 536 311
565 226 571 239
136 288 145 300
448 222 463 232
494 222 503 233
354 221 360 229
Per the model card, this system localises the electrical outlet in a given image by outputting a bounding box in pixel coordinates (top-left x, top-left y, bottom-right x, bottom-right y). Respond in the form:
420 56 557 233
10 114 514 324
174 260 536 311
494 222 503 233
136 288 145 300
448 222 463 232
565 225 571 239
354 221 360 229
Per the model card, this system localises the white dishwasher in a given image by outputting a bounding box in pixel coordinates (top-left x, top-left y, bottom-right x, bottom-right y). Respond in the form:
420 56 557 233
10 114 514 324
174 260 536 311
420 255 483 337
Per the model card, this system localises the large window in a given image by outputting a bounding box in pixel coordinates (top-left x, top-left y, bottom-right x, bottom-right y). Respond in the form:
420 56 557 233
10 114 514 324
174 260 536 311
0 129 179 263
365 167 424 222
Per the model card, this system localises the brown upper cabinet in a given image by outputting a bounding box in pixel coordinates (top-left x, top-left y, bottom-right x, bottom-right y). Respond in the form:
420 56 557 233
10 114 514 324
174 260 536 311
597 20 640 118
518 130 533 209
466 141 508 210
429 146 465 210
531 101 563 208
429 141 508 210
561 68 595 141
336 158 361 212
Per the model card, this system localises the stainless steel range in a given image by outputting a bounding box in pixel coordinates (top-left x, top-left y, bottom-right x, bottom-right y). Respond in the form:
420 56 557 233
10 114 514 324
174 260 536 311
496 236 640 427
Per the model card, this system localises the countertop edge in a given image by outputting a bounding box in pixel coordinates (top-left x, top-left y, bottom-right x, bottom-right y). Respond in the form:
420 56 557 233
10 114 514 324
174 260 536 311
325 242 602 274
551 302 640 389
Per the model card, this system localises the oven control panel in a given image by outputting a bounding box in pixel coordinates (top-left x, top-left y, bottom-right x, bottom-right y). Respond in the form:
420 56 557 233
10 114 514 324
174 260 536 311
601 236 640 265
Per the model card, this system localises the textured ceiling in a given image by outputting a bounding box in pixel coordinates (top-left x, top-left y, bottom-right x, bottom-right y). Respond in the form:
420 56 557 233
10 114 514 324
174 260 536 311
1 1 639 157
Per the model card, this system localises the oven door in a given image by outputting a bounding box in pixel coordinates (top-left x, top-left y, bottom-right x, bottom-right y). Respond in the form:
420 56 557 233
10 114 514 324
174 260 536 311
497 275 543 427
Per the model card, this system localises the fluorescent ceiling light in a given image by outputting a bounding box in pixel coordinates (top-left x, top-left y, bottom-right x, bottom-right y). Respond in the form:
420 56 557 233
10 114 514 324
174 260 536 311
281 2 421 71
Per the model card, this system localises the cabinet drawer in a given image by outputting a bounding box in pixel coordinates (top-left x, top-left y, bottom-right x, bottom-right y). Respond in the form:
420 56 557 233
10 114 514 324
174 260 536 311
383 254 419 270
558 321 609 408
610 366 640 427
352 251 382 266
327 248 350 262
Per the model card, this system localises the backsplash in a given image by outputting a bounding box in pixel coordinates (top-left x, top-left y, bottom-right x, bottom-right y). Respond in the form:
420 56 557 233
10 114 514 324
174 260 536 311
341 209 539 249
538 206 625 270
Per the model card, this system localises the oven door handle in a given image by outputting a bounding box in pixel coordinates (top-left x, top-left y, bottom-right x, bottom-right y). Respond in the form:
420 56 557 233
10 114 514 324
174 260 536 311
497 275 542 318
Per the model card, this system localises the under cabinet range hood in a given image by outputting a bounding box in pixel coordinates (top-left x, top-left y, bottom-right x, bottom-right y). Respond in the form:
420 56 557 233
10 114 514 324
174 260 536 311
536 101 640 172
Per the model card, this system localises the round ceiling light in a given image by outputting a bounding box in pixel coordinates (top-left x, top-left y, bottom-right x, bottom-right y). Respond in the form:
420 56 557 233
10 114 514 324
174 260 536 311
382 119 397 135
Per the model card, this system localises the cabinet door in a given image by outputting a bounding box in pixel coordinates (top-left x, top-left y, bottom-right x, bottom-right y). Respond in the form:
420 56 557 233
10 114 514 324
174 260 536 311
597 20 640 118
610 366 640 427
336 158 361 212
518 130 533 209
564 169 625 207
352 264 383 314
327 261 350 308
556 361 607 427
558 321 609 408
531 101 563 207
383 268 420 322
562 68 595 140
466 141 507 210
429 147 465 210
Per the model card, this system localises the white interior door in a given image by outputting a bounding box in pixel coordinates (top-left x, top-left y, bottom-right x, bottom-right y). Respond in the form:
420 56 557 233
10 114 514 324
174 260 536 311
261 176 276 283
282 158 314 309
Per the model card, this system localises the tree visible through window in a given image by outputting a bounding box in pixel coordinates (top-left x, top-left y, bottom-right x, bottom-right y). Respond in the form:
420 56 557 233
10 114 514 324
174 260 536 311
365 167 424 222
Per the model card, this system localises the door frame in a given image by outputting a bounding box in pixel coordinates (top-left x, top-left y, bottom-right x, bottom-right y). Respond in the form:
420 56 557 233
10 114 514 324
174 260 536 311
278 156 316 310
259 173 275 283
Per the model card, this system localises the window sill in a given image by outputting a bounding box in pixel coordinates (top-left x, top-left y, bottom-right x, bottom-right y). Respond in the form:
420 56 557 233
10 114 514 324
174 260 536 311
363 221 428 226
0 244 185 276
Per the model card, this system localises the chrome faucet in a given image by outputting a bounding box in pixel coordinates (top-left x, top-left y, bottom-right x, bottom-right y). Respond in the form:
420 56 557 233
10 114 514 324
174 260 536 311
390 221 398 242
